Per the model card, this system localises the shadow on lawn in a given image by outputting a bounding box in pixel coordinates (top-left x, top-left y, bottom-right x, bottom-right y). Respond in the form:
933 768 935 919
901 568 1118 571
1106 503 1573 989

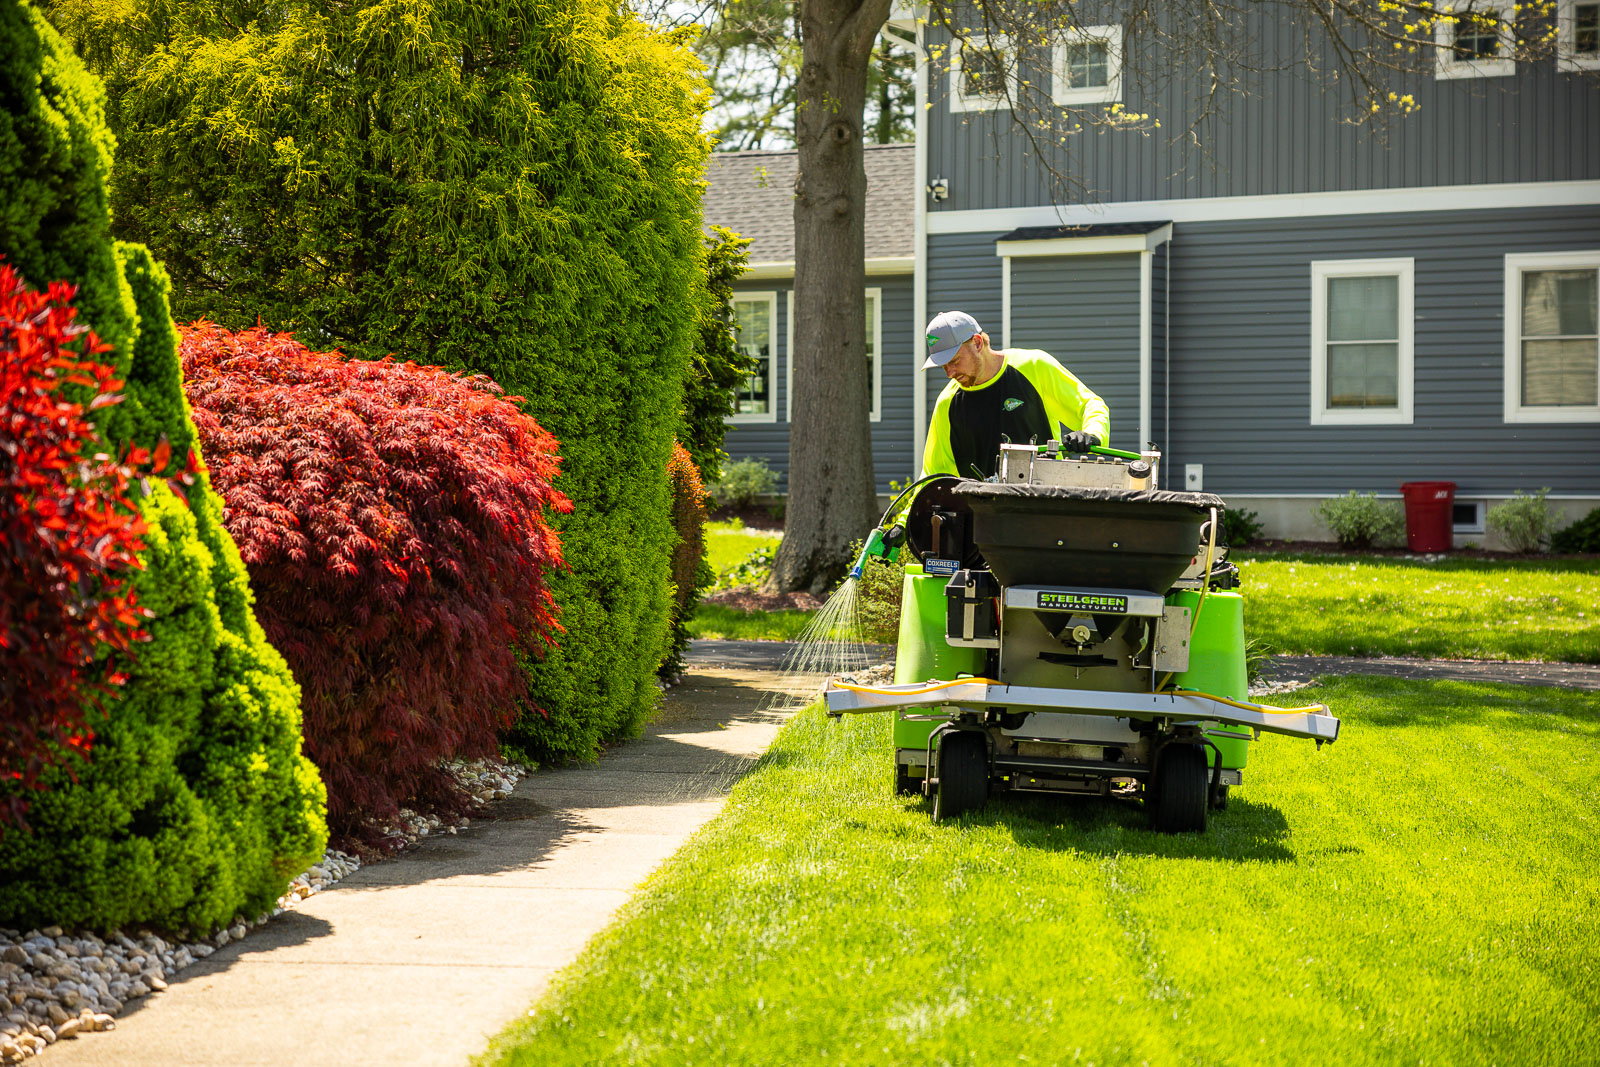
973 792 1296 864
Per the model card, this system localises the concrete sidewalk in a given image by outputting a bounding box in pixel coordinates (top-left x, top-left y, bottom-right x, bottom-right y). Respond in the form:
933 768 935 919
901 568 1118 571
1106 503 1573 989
41 667 802 1067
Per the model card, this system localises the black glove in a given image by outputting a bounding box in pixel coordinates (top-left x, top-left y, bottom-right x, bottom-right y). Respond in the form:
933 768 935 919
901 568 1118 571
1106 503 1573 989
1061 430 1099 453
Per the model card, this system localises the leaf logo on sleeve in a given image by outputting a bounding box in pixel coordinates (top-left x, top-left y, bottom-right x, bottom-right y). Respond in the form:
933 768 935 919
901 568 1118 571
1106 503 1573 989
1004 397 1024 411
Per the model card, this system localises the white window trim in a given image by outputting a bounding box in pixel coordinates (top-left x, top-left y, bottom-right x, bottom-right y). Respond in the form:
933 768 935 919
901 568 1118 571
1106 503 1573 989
729 290 779 424
1503 250 1600 424
785 288 883 423
1434 9 1516 79
1309 257 1415 426
1452 500 1487 535
949 34 1013 112
1051 25 1123 106
1557 0 1600 70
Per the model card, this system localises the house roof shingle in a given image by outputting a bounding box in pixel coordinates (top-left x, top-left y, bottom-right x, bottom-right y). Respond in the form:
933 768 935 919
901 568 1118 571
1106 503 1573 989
703 144 916 264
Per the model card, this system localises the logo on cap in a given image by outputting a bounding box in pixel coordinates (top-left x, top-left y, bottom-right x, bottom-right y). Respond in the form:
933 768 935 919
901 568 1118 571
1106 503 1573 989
926 334 939 348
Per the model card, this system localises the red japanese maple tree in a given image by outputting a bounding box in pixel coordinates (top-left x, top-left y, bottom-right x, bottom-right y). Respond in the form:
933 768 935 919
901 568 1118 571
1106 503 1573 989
0 264 153 831
180 324 570 844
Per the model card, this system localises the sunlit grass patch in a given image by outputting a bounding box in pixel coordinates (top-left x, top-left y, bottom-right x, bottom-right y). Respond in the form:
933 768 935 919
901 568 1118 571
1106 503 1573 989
686 603 814 641
1238 553 1600 662
481 676 1600 1066
705 519 783 579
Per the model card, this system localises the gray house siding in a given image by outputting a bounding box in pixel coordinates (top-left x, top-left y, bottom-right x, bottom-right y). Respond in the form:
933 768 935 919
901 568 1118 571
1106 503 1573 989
925 204 1600 497
1163 205 1600 496
1009 253 1142 450
723 275 918 493
923 19 1600 214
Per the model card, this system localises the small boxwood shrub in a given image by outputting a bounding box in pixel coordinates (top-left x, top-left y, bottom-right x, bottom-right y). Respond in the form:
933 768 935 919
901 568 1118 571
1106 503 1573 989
855 549 911 646
181 323 571 845
711 457 780 510
660 444 710 679
0 6 324 933
1315 491 1404 549
1551 507 1600 554
1221 507 1264 547
1487 489 1553 554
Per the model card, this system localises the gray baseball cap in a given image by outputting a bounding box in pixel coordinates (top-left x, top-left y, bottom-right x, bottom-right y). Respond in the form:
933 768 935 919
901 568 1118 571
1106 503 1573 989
922 310 982 369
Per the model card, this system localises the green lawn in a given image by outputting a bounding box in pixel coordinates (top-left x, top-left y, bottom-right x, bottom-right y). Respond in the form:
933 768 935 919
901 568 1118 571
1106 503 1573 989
481 676 1600 1065
686 602 815 641
1238 553 1600 663
706 519 783 581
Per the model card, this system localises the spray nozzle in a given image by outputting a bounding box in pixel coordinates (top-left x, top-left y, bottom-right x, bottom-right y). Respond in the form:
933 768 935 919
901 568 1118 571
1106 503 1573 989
847 523 906 580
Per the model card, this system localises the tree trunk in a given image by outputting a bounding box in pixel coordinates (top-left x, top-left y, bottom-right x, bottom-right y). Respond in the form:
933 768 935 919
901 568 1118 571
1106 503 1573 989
767 0 889 595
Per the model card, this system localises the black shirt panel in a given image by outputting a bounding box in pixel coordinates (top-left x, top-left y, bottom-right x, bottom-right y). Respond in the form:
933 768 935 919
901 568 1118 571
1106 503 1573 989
947 365 1054 479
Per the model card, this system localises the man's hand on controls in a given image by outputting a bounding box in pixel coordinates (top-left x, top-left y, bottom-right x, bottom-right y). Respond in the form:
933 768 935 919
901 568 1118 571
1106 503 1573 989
1062 431 1100 453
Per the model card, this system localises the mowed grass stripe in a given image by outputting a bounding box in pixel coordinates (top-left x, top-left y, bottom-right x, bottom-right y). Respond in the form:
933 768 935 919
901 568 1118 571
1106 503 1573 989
482 676 1600 1066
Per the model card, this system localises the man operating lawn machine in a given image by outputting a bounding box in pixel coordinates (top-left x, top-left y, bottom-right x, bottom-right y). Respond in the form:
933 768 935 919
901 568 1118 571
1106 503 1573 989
825 313 1339 832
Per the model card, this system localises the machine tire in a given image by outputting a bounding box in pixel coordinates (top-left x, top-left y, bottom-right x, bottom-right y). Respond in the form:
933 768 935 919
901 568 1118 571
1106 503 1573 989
1148 744 1208 833
933 732 988 821
895 764 922 797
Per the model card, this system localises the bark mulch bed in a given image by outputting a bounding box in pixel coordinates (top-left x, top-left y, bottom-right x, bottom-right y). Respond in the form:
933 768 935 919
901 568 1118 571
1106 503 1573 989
702 586 821 612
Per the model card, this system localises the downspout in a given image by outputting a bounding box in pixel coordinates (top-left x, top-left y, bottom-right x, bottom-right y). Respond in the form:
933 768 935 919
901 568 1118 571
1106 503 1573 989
1139 247 1152 457
1164 237 1171 491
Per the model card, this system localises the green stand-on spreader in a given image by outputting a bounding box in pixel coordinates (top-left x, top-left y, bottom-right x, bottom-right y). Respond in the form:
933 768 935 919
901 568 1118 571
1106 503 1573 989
825 442 1339 832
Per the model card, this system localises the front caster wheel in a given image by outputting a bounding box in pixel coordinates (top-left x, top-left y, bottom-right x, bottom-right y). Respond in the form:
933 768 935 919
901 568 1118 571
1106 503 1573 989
933 732 988 821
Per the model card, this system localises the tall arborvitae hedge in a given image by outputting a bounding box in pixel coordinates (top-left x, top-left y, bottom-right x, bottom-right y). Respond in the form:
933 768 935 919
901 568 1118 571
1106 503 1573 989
67 0 713 761
0 1 326 932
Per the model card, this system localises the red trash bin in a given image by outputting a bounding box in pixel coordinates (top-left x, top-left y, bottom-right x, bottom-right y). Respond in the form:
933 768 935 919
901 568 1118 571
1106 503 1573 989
1399 481 1456 552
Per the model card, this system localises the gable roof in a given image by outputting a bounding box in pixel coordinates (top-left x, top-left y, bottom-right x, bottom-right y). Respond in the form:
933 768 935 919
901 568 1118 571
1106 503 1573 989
703 144 916 266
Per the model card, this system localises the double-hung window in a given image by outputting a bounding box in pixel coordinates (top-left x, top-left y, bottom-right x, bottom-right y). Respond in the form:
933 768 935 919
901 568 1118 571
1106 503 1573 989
1051 25 1123 105
1558 0 1600 70
950 35 1013 112
1310 259 1415 425
731 291 779 423
1435 5 1516 78
786 288 883 422
1504 252 1600 423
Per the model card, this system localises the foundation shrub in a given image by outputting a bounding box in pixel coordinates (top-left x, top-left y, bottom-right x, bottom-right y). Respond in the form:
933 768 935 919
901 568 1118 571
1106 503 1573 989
75 0 711 765
1315 491 1404 549
0 267 152 831
1221 506 1264 547
852 545 910 646
1487 489 1553 553
711 457 780 510
1551 507 1600 554
181 323 570 844
0 4 325 933
661 444 711 679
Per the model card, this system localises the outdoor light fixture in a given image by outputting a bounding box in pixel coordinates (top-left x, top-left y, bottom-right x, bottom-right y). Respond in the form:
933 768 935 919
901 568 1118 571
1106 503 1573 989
927 177 950 202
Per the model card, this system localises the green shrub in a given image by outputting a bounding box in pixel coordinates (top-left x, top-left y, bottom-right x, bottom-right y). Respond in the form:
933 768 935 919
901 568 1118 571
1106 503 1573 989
0 3 324 933
66 0 714 765
1487 489 1553 553
711 457 780 510
854 550 910 646
681 228 756 487
1315 491 1404 549
1551 507 1600 554
1221 507 1265 547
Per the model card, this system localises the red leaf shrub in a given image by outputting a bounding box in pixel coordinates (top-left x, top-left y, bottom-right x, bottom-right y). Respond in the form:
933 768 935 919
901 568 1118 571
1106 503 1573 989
0 264 152 831
659 444 708 678
180 323 570 845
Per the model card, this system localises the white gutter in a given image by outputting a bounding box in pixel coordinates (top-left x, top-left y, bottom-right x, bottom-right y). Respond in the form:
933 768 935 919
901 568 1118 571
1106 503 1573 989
741 256 913 281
